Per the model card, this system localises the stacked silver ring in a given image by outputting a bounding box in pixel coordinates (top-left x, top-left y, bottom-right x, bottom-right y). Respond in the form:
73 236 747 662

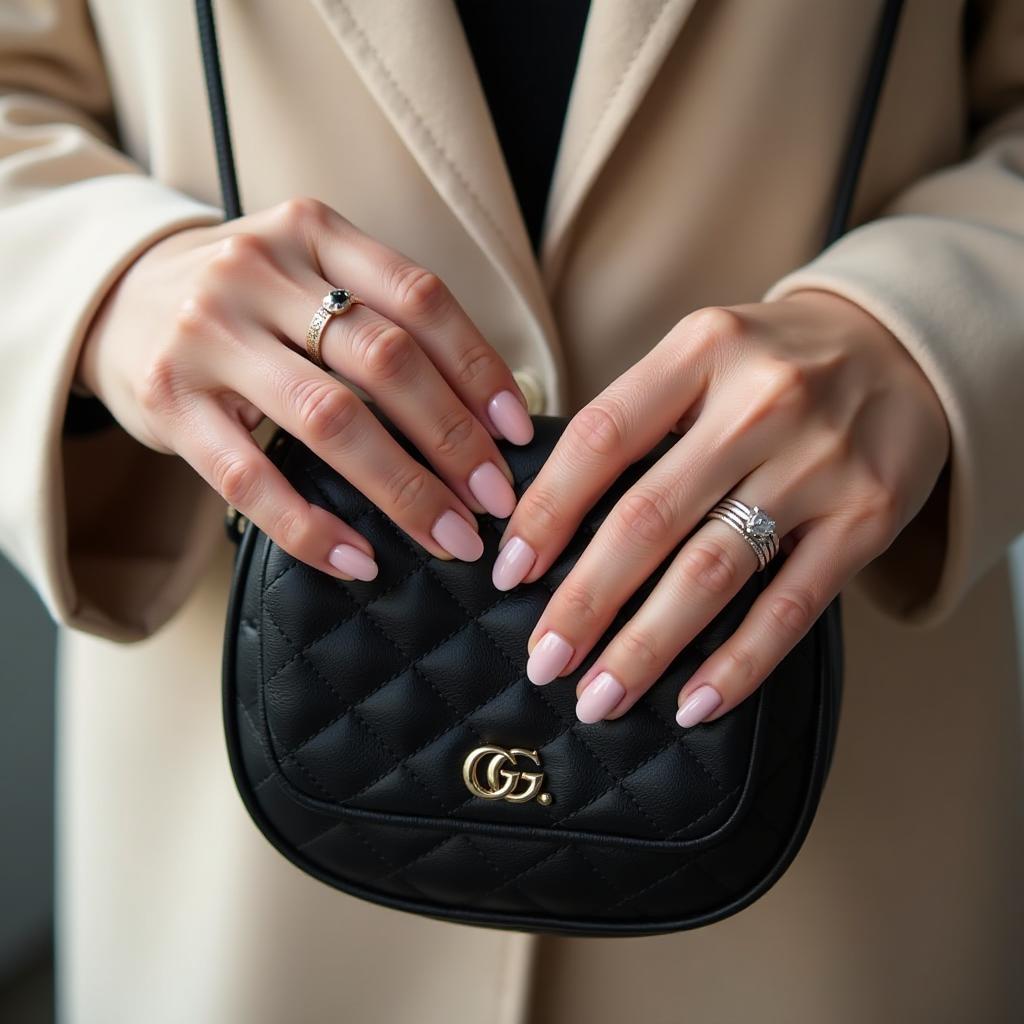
705 498 780 571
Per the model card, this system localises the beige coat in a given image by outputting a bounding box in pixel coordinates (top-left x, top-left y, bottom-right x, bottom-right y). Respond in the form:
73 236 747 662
1 1 1022 1020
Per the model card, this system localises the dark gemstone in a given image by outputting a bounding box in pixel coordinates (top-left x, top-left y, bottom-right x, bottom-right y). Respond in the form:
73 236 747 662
325 289 351 311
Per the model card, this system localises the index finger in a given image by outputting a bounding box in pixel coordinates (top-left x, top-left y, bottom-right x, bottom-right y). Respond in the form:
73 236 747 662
491 349 707 591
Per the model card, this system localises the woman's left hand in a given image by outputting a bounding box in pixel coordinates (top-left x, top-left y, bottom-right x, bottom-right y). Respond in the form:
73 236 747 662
491 290 950 727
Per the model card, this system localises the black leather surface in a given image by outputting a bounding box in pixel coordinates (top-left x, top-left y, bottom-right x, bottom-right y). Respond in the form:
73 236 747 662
223 412 842 935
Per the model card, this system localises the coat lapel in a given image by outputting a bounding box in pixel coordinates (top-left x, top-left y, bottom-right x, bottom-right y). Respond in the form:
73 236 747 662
308 0 695 327
540 0 697 285
307 0 554 332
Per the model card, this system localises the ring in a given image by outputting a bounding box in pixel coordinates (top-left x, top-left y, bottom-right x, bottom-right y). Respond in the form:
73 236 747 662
704 497 780 571
305 289 363 368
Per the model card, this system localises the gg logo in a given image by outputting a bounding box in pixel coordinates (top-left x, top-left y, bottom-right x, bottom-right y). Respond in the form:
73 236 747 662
462 746 552 806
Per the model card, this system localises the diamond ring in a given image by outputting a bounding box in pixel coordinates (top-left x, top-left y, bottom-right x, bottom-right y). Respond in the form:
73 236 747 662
305 289 363 368
705 497 781 571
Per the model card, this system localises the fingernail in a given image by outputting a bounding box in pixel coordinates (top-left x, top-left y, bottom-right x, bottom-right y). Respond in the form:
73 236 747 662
491 535 536 591
328 543 379 581
675 685 723 728
576 671 626 724
468 461 517 518
487 390 534 445
526 630 574 685
431 509 484 562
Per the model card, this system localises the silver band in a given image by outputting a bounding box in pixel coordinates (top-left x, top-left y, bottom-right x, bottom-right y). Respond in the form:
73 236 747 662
705 498 780 571
306 289 363 368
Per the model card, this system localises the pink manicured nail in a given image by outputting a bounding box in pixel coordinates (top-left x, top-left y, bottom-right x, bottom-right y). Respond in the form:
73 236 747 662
487 390 534 445
492 536 536 591
675 685 723 728
328 543 379 581
526 631 574 685
576 671 626 724
431 510 484 561
468 461 517 518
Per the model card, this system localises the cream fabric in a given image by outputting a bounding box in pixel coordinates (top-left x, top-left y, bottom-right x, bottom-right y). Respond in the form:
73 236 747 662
1 1 1022 1020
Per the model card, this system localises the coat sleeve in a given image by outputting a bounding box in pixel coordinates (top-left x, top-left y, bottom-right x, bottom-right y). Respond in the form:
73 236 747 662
760 0 1024 628
0 1 225 642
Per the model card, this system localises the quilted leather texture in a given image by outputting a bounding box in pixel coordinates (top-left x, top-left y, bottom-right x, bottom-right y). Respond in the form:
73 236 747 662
223 413 841 936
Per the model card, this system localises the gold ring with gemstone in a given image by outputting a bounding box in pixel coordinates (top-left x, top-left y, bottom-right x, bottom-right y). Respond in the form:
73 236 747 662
704 498 780 571
305 289 363 369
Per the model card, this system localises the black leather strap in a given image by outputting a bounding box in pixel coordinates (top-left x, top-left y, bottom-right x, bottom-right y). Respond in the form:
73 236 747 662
195 0 241 220
194 0 905 246
823 0 905 247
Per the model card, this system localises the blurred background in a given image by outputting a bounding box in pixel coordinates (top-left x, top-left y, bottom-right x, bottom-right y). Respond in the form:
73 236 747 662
0 554 56 1024
1 539 1023 1022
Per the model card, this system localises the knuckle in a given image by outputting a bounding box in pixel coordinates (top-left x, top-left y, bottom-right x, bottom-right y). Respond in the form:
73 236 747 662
213 452 261 509
207 232 271 280
557 579 601 625
271 506 308 553
382 464 428 513
614 489 674 548
388 263 450 319
685 305 745 356
171 296 206 341
454 343 499 388
567 401 626 459
519 485 564 535
678 538 741 596
723 644 759 687
275 195 331 234
764 590 816 637
174 290 224 337
432 408 476 457
355 321 416 382
617 625 663 671
289 379 359 446
137 353 183 415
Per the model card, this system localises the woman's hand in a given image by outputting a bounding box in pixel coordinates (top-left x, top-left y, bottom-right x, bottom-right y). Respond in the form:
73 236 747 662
491 291 950 727
77 197 535 581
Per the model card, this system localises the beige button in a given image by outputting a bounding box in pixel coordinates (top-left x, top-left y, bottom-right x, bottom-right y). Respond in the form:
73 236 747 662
512 368 546 415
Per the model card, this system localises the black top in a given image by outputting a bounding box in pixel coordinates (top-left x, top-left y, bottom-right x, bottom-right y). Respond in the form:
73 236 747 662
455 0 591 252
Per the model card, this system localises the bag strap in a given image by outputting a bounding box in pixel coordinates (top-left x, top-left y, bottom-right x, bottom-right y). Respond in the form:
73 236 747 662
195 0 241 220
823 0 905 246
195 0 904 248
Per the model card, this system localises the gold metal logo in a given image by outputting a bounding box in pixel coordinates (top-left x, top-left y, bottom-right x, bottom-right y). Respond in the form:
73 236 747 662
462 746 552 806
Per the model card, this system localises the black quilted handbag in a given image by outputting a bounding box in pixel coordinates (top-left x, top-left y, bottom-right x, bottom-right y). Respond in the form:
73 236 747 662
204 0 905 935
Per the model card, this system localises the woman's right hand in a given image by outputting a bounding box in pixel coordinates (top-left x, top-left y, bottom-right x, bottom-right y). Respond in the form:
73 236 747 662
76 197 535 581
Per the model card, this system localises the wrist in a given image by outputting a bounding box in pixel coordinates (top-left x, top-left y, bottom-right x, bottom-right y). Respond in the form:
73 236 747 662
66 316 117 434
73 265 123 404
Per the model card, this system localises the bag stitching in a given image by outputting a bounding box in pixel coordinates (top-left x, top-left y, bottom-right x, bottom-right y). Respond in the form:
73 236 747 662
383 520 676 838
262 505 744 838
251 439 755 849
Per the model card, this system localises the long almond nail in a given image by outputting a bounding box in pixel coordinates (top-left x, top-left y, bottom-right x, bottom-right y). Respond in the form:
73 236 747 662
675 685 722 728
526 631 573 685
468 461 517 518
491 536 536 591
487 390 534 445
328 543 378 581
431 510 484 562
576 671 626 723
